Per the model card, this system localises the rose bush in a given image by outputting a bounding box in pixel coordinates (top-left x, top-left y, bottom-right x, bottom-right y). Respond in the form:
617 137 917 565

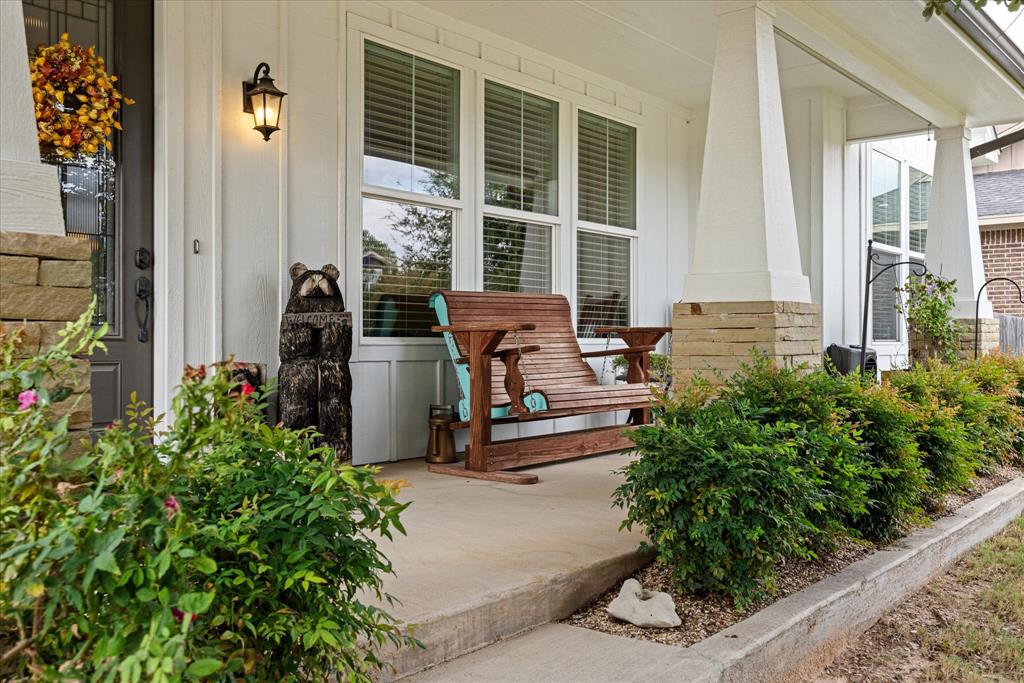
1 307 414 681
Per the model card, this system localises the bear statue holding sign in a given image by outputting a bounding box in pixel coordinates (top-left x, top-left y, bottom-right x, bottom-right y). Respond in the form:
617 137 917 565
278 262 352 462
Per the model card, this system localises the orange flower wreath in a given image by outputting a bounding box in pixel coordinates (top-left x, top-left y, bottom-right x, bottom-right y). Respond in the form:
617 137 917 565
29 33 134 159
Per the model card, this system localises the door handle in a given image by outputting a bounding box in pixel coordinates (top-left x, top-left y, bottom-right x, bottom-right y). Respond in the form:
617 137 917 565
136 276 152 343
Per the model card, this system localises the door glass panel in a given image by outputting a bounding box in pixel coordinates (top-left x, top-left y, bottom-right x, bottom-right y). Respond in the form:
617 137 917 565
23 0 118 331
871 251 901 343
909 167 931 253
871 151 901 248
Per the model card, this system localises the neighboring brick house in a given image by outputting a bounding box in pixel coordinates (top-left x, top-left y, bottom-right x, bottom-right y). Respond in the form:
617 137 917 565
975 167 1024 315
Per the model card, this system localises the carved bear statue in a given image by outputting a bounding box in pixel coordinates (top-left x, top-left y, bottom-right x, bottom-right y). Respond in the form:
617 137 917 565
278 262 352 462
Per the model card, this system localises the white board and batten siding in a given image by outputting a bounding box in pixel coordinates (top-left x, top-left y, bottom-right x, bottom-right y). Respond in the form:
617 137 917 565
156 0 693 464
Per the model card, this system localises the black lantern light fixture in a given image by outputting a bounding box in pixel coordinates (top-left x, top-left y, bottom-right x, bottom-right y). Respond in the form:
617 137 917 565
242 62 287 141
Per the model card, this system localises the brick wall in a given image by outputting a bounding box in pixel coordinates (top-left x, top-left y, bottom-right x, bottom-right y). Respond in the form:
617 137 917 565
1 230 94 448
980 226 1024 315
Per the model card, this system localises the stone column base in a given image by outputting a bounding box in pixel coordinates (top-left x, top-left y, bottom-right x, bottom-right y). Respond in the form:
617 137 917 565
1 230 94 452
910 318 1000 363
672 301 822 386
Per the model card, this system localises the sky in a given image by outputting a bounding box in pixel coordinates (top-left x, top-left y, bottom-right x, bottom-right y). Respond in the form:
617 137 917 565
985 4 1024 50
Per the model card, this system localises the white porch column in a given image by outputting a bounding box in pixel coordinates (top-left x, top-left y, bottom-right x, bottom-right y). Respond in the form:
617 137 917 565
0 0 64 236
682 0 811 304
925 126 991 319
674 0 819 384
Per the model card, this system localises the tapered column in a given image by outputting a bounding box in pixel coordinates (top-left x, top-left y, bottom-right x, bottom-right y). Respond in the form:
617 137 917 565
682 0 811 304
674 1 818 385
925 126 992 319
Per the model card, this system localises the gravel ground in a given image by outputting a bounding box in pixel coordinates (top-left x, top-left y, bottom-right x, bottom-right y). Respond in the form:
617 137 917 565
562 466 1022 649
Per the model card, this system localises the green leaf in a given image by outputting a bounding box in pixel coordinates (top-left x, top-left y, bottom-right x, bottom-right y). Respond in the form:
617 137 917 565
193 556 217 574
136 588 157 602
93 551 121 575
178 591 215 615
186 659 222 678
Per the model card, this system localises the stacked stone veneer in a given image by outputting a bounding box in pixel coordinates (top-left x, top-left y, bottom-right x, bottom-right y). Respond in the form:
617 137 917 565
672 301 822 385
1 230 94 444
910 317 1000 363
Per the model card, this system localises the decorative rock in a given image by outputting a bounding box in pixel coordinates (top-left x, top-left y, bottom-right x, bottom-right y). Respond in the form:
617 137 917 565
606 578 681 628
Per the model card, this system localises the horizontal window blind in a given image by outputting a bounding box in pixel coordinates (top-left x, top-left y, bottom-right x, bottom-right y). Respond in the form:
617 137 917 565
909 167 931 253
577 231 630 337
362 197 452 337
484 81 558 215
871 251 901 343
578 111 636 229
871 151 901 248
363 41 459 198
483 217 552 293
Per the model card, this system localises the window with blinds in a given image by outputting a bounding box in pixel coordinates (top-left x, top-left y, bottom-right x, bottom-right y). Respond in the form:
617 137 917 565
577 231 630 337
578 111 636 229
484 81 558 215
871 251 901 342
909 167 931 253
871 151 901 248
362 197 452 337
483 217 552 293
363 41 459 198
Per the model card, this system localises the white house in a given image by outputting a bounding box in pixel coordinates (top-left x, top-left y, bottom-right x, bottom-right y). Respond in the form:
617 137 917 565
2 0 1023 465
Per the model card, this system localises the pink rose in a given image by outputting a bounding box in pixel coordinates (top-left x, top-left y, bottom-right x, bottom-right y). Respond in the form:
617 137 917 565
164 495 180 520
17 389 39 410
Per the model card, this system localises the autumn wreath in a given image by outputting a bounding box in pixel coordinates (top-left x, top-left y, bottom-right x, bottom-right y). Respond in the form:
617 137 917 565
29 33 133 160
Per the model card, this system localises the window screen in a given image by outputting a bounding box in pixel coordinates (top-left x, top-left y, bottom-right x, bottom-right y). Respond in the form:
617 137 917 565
363 41 459 198
577 231 630 337
484 81 558 215
362 197 452 337
909 167 931 253
578 111 636 229
871 151 901 248
483 217 552 293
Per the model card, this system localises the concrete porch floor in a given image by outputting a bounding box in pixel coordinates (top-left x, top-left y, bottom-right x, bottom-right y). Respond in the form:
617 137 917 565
367 454 649 680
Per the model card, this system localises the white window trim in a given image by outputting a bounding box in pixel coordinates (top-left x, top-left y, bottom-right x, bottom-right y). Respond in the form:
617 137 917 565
571 103 640 341
346 26 646 354
865 145 929 351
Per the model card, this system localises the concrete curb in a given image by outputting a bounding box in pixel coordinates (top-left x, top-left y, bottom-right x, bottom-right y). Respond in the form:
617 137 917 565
385 546 653 680
687 475 1024 682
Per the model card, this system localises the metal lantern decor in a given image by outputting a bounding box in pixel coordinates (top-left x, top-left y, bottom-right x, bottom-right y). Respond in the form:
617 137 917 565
242 62 286 141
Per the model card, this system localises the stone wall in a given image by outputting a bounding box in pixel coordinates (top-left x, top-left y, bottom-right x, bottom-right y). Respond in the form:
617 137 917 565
909 317 1000 363
672 301 822 385
980 226 1023 315
1 230 94 447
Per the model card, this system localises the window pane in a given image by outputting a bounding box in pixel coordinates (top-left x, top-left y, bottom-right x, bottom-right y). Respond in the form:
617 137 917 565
362 197 452 337
578 111 636 229
871 251 901 343
577 231 630 337
483 217 552 293
484 82 558 215
871 151 901 248
909 167 931 253
363 42 459 198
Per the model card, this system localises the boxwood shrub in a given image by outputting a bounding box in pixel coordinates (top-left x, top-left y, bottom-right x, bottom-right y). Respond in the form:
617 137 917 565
615 353 1024 607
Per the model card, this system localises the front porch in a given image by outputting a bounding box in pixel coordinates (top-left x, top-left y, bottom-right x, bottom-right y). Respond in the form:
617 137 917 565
368 453 646 679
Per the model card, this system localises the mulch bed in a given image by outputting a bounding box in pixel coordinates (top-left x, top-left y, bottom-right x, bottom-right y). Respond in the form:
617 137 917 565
562 466 1022 649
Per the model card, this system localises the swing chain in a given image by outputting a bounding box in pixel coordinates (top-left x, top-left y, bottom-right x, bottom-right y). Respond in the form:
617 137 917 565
600 333 612 384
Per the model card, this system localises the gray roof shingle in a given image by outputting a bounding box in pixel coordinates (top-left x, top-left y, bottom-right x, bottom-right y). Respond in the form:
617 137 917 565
974 169 1024 217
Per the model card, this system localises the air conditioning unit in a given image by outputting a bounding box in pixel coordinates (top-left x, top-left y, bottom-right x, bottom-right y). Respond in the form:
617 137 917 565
825 343 877 377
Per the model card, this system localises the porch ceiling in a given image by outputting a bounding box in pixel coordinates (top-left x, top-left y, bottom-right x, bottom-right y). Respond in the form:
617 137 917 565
418 0 1024 127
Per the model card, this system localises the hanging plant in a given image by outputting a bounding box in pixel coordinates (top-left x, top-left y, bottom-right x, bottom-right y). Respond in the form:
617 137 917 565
897 272 966 364
29 32 133 160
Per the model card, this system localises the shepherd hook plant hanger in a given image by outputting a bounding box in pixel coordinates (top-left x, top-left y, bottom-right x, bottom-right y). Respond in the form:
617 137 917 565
974 277 1022 359
859 239 929 375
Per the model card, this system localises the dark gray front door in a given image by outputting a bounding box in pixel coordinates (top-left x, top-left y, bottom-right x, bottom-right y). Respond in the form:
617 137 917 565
22 0 154 426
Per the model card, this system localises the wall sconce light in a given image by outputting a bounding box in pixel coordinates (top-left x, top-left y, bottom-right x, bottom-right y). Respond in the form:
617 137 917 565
242 62 287 141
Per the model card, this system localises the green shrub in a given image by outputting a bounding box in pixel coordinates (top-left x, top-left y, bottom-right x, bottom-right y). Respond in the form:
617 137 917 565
614 398 829 607
1 309 414 681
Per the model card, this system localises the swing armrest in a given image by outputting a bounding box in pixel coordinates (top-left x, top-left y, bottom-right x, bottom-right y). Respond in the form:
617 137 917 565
594 326 672 335
432 322 537 333
580 345 656 358
453 345 541 364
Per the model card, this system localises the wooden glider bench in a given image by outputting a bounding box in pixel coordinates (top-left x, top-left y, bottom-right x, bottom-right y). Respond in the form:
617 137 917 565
429 290 670 484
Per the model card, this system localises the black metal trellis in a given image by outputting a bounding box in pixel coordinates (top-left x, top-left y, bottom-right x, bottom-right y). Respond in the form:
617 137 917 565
974 277 1023 359
859 239 929 376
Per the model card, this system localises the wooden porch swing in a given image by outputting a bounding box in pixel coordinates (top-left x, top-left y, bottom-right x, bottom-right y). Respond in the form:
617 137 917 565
429 290 670 484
